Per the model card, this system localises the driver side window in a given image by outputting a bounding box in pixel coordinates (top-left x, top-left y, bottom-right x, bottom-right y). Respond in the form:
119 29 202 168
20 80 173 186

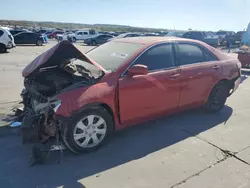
133 43 175 72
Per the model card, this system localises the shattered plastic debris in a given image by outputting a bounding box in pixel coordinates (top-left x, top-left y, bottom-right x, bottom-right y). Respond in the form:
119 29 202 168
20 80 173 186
10 121 22 128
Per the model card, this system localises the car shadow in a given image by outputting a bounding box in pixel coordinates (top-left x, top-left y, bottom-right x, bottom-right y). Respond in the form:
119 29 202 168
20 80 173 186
0 106 233 188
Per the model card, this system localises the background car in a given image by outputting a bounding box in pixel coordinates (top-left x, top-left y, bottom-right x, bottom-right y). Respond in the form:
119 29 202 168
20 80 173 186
13 32 46 46
0 27 15 53
182 31 219 47
165 31 186 37
9 29 28 36
84 34 114 45
109 32 143 41
47 30 64 39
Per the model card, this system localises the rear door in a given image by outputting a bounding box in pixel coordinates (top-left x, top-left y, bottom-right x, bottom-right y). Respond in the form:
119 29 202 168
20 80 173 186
176 42 221 109
96 35 106 44
14 33 25 44
118 43 181 125
27 33 38 44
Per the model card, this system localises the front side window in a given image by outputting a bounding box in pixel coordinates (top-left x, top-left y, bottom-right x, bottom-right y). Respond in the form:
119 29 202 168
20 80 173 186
133 43 175 71
178 43 204 65
0 30 4 37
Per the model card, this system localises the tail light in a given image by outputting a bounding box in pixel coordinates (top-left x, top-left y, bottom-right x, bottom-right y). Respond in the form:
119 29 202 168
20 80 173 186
237 61 242 70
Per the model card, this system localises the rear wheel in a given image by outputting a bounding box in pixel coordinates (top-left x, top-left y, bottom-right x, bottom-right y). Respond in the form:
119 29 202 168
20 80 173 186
63 106 113 153
36 40 43 46
72 37 76 42
91 40 97 46
0 44 7 53
204 82 229 113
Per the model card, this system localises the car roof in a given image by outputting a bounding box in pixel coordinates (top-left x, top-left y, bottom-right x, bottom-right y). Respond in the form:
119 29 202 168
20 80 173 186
112 36 204 45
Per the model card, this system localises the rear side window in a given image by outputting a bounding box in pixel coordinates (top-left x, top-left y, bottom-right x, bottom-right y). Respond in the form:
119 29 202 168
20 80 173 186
203 48 218 61
0 30 4 37
134 43 175 71
178 43 204 65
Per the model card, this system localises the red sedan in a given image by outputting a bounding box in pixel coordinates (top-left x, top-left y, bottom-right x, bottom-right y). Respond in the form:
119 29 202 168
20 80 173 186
21 38 241 153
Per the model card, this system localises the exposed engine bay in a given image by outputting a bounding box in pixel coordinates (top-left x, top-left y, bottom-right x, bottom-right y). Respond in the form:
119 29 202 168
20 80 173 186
19 41 104 164
21 59 100 144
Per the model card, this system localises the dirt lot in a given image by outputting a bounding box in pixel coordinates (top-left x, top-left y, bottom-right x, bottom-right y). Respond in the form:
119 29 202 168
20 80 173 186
0 41 250 188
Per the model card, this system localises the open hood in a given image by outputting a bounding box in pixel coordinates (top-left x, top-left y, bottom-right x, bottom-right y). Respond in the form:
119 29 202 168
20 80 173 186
22 40 106 77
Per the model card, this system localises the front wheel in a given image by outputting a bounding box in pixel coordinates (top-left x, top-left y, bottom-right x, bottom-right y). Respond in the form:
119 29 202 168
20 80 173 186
63 107 113 153
204 82 229 113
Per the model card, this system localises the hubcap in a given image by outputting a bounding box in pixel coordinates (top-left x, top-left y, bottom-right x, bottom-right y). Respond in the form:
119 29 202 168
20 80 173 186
73 115 107 148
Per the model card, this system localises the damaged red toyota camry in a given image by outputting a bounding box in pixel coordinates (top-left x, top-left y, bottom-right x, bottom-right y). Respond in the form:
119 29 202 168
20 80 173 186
21 37 241 153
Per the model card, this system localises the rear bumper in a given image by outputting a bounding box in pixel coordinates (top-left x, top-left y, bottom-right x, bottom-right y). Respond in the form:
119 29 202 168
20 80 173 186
6 42 16 49
229 76 241 96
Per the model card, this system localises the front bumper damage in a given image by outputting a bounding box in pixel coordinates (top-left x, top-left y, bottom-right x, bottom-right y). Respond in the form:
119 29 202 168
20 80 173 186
20 89 67 165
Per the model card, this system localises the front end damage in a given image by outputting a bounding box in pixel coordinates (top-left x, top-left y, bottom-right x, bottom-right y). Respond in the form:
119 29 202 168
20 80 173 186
20 41 105 164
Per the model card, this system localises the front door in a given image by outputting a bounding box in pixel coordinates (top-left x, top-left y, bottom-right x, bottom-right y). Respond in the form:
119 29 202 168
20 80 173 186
118 43 181 125
176 42 222 109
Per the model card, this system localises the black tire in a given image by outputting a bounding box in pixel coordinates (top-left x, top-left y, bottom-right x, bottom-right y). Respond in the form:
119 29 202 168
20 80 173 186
72 37 76 42
91 40 97 46
63 106 113 153
36 40 43 46
0 44 7 53
204 82 229 113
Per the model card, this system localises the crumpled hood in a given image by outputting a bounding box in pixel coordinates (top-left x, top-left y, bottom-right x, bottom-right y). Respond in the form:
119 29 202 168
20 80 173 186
22 40 106 77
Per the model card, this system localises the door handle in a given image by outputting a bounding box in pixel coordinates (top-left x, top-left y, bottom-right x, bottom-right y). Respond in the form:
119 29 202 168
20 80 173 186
213 65 220 70
170 73 180 79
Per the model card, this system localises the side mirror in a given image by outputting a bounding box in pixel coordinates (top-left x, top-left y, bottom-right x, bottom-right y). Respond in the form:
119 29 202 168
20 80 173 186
127 64 148 77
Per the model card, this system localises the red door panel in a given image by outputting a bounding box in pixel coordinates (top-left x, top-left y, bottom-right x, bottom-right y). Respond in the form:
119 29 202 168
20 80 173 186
178 61 222 109
118 68 181 125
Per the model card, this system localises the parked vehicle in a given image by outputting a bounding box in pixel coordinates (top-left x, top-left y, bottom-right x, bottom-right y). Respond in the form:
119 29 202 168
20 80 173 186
235 31 246 44
37 29 47 34
13 32 46 46
56 32 74 41
216 31 235 45
47 30 64 39
182 31 219 47
0 27 15 53
68 29 99 42
108 32 143 41
143 33 160 36
9 29 28 36
165 31 186 37
20 37 241 153
84 34 114 45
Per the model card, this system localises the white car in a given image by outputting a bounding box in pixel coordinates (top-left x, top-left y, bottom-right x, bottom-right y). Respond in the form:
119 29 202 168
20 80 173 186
0 27 15 53
56 32 74 41
68 29 99 42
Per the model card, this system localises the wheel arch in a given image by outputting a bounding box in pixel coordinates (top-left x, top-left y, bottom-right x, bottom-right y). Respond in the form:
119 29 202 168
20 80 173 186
79 102 115 130
205 79 230 103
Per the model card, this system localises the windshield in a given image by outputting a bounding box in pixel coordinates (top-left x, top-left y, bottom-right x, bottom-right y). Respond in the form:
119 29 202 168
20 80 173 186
86 41 144 71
